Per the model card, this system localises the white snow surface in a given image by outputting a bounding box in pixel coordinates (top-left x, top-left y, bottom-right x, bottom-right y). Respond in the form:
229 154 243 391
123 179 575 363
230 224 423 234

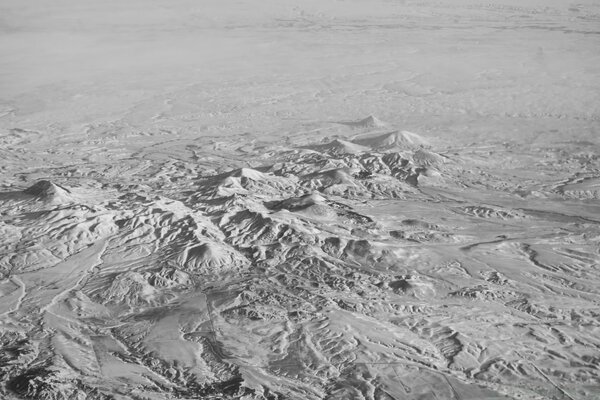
1 1 600 399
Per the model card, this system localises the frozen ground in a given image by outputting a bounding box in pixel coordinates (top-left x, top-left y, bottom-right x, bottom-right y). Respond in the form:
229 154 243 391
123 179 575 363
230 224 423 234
1 0 600 399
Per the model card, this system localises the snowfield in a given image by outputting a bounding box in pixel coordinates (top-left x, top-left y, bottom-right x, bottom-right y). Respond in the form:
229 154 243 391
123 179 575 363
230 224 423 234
1 0 599 399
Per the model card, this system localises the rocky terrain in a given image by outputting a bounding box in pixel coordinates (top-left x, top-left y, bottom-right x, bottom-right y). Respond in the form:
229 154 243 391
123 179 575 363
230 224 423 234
1 0 599 399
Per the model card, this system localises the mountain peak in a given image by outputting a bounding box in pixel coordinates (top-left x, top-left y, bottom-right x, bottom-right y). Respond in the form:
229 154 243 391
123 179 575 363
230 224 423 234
24 180 73 201
340 115 387 129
